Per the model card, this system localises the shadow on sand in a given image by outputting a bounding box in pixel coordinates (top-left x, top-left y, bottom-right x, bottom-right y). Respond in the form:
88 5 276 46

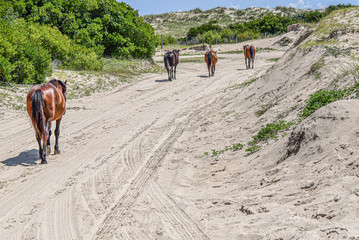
198 75 210 78
1 149 39 166
155 79 172 83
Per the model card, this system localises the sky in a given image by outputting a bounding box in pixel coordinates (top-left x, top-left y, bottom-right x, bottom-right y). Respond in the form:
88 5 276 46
122 0 358 15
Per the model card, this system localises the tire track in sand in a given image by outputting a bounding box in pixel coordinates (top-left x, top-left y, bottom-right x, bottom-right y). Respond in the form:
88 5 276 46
94 111 207 239
144 181 211 240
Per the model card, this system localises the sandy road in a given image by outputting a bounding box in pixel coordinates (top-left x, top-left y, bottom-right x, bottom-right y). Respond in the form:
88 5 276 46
0 50 282 239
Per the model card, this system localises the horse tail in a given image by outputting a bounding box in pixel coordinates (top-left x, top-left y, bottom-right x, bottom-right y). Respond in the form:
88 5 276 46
31 89 46 142
250 46 255 59
207 51 212 68
164 53 170 72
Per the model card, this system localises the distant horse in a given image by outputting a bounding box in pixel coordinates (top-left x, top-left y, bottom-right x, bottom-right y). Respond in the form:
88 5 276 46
26 79 67 164
204 50 218 77
243 45 255 69
164 49 179 81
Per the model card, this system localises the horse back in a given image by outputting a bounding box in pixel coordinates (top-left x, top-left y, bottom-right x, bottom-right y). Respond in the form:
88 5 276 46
250 46 255 59
244 47 250 59
212 51 218 65
45 85 66 121
173 51 179 66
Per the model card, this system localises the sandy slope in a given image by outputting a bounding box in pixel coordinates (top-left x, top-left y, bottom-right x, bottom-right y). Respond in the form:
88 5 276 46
1 27 359 239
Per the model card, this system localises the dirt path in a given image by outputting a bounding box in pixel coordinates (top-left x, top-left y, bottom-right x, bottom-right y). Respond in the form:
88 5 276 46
0 49 283 239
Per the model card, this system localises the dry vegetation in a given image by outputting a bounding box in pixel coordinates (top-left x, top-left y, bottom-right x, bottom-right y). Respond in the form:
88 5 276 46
143 6 311 37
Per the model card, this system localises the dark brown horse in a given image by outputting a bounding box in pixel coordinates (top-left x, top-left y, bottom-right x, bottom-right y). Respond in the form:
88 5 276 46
164 49 179 81
243 45 255 69
204 50 218 77
26 79 67 164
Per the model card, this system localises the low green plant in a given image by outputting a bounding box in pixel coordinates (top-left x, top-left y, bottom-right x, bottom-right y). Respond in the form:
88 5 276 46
248 120 295 146
256 102 274 117
205 143 244 159
224 77 257 92
221 110 235 118
245 145 260 154
298 88 349 119
220 50 244 54
308 57 325 78
267 58 280 62
178 57 205 63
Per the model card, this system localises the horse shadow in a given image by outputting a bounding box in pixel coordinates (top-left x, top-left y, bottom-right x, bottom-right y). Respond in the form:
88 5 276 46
1 149 39 166
155 79 171 83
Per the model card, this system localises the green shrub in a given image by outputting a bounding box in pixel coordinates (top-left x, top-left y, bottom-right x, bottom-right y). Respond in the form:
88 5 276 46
187 21 222 39
203 30 221 44
205 143 244 159
0 19 103 84
2 0 157 59
298 89 348 119
159 35 178 45
249 120 295 145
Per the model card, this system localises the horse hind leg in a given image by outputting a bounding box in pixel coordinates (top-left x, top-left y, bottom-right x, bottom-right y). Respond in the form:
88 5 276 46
46 121 52 155
169 67 173 81
212 65 215 76
36 133 47 164
54 118 62 155
252 59 254 69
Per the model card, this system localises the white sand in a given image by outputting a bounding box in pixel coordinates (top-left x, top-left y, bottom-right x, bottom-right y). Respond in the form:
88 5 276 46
1 19 359 239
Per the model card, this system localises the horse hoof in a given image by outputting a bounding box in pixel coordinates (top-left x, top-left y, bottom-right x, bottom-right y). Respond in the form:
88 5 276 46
46 146 51 155
54 149 60 155
40 160 48 164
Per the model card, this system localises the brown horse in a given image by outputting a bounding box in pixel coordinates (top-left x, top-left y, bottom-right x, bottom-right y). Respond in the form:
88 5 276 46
164 49 179 81
26 79 67 164
204 50 218 77
243 45 255 69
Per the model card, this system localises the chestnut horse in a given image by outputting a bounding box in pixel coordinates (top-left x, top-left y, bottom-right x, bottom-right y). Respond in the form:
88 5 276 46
164 49 179 81
204 50 218 77
26 79 67 164
243 45 255 69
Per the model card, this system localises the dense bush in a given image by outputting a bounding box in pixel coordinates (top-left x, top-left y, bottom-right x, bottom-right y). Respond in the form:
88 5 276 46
187 21 222 39
0 0 157 84
325 4 354 14
159 35 178 45
2 0 157 59
229 14 296 36
203 30 221 44
187 14 296 43
0 19 103 84
303 10 325 23
186 4 355 44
